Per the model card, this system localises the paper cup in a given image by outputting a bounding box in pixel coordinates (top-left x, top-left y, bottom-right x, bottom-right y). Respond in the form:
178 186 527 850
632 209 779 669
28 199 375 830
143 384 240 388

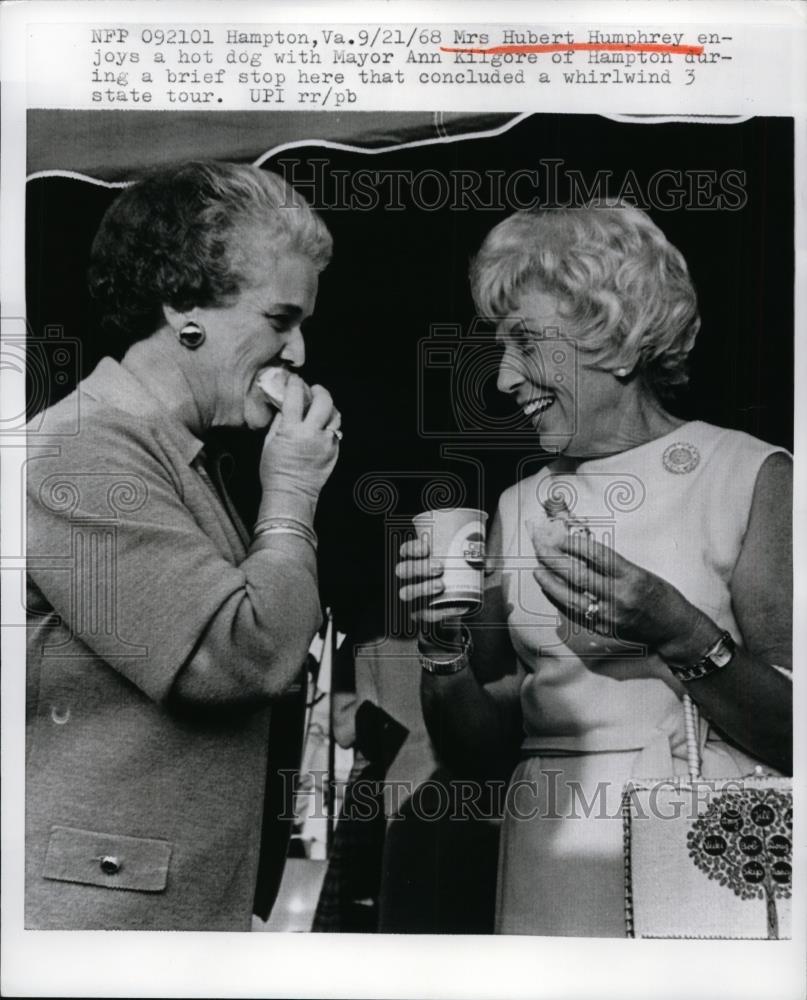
412 507 488 614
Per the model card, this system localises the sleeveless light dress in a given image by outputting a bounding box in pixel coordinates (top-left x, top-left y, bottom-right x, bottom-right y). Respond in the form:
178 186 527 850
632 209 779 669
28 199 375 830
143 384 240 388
493 421 787 936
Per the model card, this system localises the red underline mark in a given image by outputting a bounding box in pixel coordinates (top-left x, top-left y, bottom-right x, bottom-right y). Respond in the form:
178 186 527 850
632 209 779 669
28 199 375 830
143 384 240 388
440 43 704 57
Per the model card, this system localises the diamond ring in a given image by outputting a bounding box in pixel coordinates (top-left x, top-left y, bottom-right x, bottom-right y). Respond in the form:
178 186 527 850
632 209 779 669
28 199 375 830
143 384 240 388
583 598 599 620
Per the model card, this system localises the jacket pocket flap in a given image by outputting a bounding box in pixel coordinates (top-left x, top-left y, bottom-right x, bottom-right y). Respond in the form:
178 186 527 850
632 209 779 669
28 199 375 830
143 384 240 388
43 825 171 892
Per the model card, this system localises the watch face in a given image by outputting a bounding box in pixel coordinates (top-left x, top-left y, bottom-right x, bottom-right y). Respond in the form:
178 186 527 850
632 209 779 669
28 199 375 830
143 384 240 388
710 634 736 668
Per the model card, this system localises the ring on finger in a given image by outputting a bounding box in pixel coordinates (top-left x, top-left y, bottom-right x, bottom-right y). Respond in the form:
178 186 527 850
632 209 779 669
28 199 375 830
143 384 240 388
582 594 600 621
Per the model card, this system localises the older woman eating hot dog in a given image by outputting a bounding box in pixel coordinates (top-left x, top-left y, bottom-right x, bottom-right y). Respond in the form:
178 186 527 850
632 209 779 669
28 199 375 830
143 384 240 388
26 161 340 930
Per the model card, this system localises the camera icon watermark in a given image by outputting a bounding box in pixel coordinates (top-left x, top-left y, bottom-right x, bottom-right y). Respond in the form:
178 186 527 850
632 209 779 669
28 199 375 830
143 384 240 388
1 319 81 435
416 317 579 445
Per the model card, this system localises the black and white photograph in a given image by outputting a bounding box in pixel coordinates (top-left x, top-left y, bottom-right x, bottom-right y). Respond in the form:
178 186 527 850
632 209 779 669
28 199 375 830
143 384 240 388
2 3 805 999
21 106 795 929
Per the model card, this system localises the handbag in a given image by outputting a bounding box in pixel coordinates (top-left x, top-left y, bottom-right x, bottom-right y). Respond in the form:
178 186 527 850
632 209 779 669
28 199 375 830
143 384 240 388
622 694 792 939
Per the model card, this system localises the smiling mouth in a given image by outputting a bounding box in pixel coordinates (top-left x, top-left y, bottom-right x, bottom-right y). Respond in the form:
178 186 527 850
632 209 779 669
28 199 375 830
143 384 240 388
523 393 556 418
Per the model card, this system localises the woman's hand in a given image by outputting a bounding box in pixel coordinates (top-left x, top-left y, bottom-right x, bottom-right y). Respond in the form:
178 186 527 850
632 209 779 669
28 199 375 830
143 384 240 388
259 375 341 501
396 535 465 656
529 527 707 654
396 534 451 625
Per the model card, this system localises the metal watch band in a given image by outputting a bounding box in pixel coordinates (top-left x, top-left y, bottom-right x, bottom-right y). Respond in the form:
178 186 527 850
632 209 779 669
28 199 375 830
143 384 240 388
667 630 736 683
419 627 472 676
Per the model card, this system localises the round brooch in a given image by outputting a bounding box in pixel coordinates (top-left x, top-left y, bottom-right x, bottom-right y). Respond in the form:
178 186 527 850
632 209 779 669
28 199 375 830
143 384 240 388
663 442 700 474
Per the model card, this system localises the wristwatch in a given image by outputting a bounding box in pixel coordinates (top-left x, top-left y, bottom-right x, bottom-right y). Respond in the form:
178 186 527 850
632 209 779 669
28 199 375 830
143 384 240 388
419 626 472 676
667 630 736 683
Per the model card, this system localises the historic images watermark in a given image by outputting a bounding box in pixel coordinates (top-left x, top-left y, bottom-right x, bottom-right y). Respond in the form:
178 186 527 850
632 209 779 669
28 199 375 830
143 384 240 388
278 768 750 824
277 158 748 213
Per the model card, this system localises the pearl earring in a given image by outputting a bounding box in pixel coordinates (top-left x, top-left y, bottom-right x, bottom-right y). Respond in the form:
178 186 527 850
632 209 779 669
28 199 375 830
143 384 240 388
615 367 629 378
177 321 205 349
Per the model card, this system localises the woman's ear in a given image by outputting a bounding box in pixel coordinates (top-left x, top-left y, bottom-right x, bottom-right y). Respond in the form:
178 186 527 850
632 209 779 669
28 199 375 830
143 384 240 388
162 303 185 332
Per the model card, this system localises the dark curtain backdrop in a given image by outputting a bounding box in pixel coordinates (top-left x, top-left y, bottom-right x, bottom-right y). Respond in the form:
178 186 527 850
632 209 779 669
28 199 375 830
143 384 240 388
26 113 794 635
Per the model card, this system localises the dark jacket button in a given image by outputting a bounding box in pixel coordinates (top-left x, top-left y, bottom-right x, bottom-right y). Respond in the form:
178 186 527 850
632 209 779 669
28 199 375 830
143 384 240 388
100 855 121 875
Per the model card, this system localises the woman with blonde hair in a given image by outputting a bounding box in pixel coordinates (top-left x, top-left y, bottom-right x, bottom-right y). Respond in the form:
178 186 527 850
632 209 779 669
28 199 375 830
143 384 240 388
397 202 792 936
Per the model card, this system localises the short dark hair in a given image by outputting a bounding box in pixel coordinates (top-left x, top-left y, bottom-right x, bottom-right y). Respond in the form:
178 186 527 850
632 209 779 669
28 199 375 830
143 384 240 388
87 160 332 350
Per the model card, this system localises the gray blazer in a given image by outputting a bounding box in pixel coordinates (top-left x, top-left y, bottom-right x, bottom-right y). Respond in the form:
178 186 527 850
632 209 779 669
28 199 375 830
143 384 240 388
25 358 310 930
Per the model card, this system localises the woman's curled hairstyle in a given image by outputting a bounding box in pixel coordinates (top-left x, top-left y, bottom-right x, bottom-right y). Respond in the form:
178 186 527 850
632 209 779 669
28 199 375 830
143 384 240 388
88 160 332 350
470 201 701 394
